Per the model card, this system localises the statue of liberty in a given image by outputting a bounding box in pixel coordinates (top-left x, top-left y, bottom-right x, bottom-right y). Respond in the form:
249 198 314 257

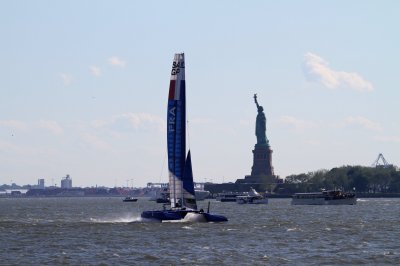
254 94 268 145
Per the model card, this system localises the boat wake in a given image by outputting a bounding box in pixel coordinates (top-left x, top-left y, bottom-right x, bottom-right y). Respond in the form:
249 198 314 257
89 214 142 223
160 213 208 223
182 212 207 222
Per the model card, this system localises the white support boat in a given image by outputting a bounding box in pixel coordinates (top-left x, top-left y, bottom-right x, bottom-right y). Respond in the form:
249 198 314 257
291 190 357 205
236 187 268 204
195 189 210 200
216 192 246 202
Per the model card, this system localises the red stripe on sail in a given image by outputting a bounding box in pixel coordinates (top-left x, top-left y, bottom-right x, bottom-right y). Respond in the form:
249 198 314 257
168 80 176 100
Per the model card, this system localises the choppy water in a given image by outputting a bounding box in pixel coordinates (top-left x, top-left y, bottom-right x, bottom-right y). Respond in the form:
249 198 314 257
0 197 399 265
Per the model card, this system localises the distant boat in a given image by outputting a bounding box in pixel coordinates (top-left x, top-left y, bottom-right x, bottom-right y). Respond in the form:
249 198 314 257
150 186 209 203
123 197 138 202
140 53 227 222
236 187 268 204
291 190 356 205
150 187 170 203
195 189 210 201
216 192 247 202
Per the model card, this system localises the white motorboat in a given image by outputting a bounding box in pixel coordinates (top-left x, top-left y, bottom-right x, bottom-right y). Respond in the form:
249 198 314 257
236 187 268 204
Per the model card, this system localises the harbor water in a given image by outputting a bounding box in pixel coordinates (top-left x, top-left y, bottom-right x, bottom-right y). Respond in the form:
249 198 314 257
0 197 399 265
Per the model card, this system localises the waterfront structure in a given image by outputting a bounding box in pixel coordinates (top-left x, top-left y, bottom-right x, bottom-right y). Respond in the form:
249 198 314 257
372 153 393 168
37 179 45 189
61 175 72 189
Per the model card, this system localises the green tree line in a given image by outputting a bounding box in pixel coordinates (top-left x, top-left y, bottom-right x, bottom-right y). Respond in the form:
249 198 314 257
279 165 400 194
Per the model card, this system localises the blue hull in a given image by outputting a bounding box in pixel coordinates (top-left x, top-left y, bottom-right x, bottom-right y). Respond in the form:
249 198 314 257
202 213 229 222
141 210 228 222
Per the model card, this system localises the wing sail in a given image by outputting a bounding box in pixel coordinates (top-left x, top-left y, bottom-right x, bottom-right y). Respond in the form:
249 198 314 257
167 53 186 208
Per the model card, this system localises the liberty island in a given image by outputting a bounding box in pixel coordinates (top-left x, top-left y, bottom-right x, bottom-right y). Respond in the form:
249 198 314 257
206 94 282 194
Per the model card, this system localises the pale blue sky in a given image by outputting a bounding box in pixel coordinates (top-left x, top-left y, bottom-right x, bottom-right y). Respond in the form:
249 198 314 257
1 1 399 187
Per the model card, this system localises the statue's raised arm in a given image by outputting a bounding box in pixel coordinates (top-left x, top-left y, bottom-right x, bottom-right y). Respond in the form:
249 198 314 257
254 93 260 109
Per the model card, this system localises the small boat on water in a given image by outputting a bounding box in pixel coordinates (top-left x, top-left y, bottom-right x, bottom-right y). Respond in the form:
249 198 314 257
236 188 268 204
291 190 356 205
194 183 211 200
151 187 170 203
140 53 227 223
216 192 247 202
123 197 138 202
150 185 209 203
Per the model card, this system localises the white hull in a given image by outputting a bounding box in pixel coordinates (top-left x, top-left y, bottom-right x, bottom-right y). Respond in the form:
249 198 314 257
237 198 268 204
291 190 357 205
195 190 210 201
291 197 357 205
235 188 268 204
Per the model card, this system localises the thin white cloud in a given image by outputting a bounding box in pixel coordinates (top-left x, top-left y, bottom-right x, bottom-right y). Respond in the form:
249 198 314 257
0 120 27 130
303 52 373 92
305 139 321 146
120 113 164 131
91 119 108 128
90 65 102 77
0 119 64 135
374 136 400 143
279 115 317 130
81 133 112 150
59 73 73 85
92 113 165 132
190 117 214 125
108 56 126 67
0 140 55 156
239 119 252 127
345 116 382 131
38 120 64 135
0 140 17 151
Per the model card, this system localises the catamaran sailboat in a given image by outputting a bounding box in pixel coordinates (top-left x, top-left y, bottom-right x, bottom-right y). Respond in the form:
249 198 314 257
141 53 227 222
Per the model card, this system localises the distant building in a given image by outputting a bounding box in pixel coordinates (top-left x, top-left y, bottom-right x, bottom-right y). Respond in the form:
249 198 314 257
61 175 72 189
37 179 45 189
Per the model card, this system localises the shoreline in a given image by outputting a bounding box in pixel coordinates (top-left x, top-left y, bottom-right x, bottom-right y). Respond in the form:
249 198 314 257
2 193 400 199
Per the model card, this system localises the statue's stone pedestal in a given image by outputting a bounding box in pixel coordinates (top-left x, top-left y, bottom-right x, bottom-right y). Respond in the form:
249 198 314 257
251 144 273 176
235 175 277 192
233 144 277 192
204 144 281 194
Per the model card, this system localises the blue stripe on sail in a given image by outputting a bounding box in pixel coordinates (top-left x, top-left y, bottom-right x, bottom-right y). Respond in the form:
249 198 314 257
167 80 186 180
167 100 177 173
174 80 186 181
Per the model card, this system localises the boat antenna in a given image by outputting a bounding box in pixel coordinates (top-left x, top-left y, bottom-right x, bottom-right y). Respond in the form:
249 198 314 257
158 152 167 183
